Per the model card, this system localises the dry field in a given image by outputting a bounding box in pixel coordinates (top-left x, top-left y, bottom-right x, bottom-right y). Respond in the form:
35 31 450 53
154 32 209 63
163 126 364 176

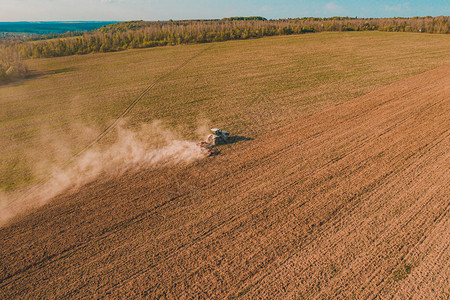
1 31 450 191
0 59 449 298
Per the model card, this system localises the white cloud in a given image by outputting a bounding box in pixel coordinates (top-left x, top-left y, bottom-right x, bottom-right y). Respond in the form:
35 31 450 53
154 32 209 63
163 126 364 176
324 2 344 15
259 5 271 13
100 0 125 3
384 3 411 13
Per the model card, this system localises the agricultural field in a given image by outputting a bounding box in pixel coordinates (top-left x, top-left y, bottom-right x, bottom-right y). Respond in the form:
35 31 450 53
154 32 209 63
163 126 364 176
0 31 449 298
1 31 450 191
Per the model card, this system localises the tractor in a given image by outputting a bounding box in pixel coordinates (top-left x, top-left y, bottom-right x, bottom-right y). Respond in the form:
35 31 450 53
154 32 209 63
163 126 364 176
197 128 230 155
206 128 230 145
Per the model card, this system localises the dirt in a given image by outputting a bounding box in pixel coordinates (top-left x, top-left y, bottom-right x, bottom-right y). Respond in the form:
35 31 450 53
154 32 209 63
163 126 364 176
0 65 449 298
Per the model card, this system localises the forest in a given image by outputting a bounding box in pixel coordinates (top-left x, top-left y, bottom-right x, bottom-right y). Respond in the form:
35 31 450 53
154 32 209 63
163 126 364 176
0 16 448 64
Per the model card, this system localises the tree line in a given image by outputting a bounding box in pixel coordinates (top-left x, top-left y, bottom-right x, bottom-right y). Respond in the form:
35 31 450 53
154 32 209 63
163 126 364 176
0 47 29 83
3 16 449 59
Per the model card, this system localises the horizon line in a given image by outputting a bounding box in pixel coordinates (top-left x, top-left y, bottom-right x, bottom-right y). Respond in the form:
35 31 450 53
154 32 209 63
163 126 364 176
1 15 449 23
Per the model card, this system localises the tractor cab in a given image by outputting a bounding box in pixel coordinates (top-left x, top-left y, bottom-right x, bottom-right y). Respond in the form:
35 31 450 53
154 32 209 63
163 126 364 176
211 128 221 136
211 128 229 138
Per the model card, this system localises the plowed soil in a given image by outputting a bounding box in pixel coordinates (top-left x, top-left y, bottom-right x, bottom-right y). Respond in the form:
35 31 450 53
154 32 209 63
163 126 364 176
1 65 449 298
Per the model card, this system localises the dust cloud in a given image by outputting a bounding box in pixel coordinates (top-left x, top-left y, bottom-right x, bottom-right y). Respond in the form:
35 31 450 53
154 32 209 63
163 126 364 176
0 121 210 226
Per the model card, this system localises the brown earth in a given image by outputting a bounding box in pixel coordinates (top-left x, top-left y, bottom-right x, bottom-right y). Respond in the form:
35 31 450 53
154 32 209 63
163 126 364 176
1 65 449 299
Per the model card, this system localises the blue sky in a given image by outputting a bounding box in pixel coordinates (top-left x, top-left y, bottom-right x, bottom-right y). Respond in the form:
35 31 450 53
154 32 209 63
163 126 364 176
0 0 448 21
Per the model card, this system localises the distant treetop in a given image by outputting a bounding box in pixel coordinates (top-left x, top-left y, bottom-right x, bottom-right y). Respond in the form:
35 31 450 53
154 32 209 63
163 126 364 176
222 17 268 21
